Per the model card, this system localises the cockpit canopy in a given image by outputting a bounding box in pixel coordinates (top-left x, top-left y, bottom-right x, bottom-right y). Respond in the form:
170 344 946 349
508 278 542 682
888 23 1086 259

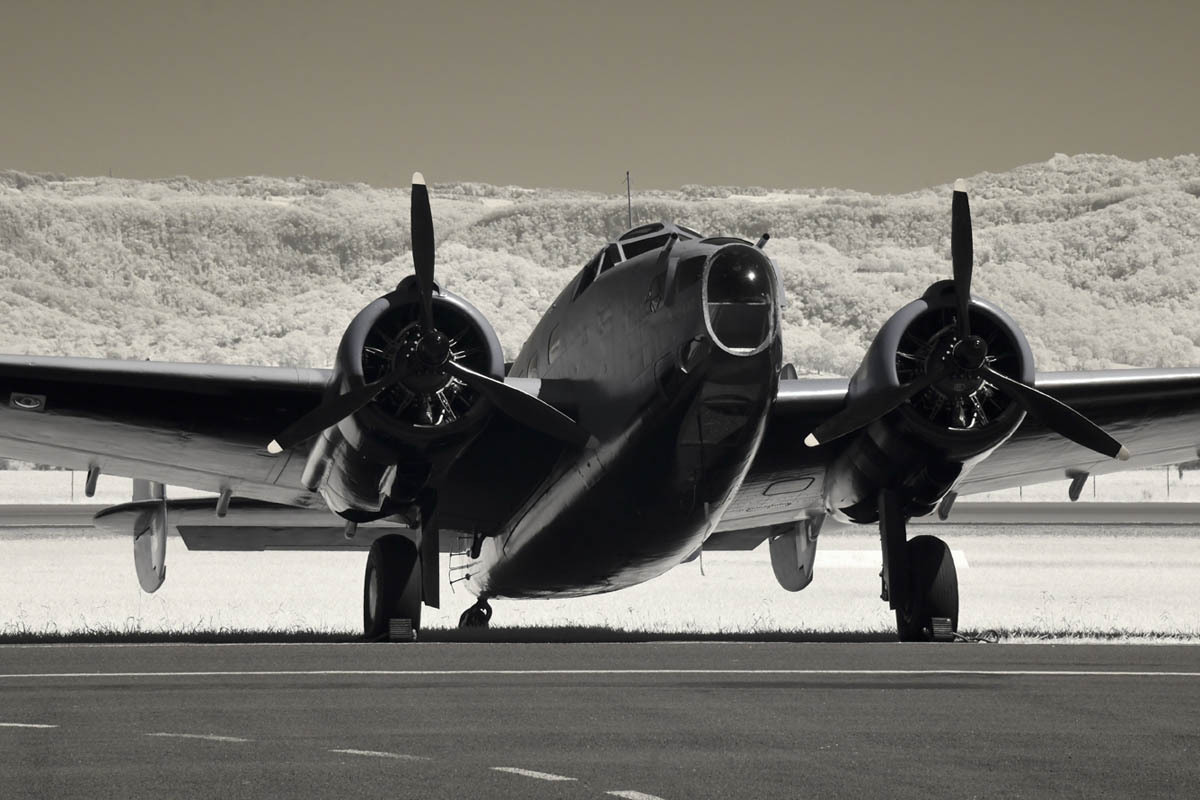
574 221 707 299
615 221 706 261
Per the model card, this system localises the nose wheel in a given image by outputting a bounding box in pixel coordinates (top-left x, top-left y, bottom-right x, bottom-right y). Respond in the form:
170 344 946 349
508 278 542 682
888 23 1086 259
458 598 493 629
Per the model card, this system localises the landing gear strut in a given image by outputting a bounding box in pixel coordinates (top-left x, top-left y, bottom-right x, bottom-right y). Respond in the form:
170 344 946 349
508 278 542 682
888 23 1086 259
458 597 492 629
363 534 422 640
879 490 959 642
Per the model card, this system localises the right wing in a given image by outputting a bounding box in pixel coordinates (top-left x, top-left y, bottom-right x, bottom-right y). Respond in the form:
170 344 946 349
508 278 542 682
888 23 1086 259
0 354 331 507
0 354 569 546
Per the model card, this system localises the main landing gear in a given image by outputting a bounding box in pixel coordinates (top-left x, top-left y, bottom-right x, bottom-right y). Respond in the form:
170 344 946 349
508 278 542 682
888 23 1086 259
879 490 959 642
363 534 422 640
458 597 493 629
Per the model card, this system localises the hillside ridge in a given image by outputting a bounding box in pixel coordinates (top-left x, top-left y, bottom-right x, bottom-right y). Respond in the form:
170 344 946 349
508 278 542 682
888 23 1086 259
2 153 1198 374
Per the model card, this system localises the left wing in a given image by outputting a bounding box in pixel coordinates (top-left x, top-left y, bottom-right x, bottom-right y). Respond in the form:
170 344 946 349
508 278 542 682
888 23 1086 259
719 367 1200 535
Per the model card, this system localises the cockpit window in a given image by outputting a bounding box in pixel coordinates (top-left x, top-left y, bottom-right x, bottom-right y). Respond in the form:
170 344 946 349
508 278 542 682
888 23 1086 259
620 233 671 261
574 245 622 300
573 249 604 300
598 243 622 275
619 222 664 241
574 222 709 300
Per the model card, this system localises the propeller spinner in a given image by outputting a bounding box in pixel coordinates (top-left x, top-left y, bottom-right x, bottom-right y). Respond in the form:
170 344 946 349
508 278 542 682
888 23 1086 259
805 181 1129 462
268 174 589 454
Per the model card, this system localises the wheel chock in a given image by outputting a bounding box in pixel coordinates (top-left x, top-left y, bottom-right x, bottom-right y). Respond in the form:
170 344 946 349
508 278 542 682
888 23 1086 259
929 617 955 642
388 618 417 642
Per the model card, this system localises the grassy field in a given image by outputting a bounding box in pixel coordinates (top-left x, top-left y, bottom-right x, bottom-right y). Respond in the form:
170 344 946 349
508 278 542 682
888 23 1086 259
3 525 1198 642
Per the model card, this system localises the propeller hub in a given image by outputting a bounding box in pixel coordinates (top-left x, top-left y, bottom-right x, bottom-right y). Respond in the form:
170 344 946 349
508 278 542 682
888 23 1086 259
952 335 988 371
416 329 451 370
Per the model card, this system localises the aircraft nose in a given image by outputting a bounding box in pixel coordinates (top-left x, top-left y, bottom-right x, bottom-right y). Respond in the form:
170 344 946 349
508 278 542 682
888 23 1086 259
702 244 778 355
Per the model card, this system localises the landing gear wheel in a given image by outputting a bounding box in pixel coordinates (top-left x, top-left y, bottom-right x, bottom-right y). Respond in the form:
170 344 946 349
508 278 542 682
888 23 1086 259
895 534 958 642
458 598 492 629
363 535 422 640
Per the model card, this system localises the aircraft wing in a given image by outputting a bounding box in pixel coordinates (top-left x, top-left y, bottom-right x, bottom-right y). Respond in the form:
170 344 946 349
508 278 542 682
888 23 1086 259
954 368 1200 494
0 354 331 507
718 367 1200 535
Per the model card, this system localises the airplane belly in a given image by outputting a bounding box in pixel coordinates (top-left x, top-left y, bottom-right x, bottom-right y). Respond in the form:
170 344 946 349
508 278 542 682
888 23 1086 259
465 348 777 599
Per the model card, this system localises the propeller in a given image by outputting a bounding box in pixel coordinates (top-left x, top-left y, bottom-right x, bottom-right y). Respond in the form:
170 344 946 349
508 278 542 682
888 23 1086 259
951 179 973 338
267 173 589 454
804 365 948 448
411 173 436 331
805 181 1130 462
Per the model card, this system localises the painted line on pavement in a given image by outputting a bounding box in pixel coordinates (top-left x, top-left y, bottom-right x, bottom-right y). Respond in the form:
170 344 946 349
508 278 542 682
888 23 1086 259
3 668 1198 679
492 767 577 782
607 791 667 800
0 722 57 728
330 748 431 761
145 732 251 743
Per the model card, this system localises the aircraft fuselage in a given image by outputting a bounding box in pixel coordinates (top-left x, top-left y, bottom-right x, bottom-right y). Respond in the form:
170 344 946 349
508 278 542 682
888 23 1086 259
464 234 782 598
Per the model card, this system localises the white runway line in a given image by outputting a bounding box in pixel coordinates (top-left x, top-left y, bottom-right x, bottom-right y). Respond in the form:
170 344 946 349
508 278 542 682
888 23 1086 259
492 767 578 782
145 732 251 743
0 722 57 728
4 669 1198 679
607 791 667 800
330 748 431 761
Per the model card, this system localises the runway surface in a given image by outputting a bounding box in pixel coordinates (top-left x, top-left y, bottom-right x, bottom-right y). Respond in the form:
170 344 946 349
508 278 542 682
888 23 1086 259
2 642 1198 799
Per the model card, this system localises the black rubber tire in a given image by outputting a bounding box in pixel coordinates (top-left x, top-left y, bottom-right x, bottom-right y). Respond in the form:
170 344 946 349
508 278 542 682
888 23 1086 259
458 601 492 629
895 534 958 642
363 535 422 640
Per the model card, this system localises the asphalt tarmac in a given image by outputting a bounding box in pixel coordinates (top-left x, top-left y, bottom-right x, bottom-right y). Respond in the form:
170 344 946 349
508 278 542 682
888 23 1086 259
2 642 1198 799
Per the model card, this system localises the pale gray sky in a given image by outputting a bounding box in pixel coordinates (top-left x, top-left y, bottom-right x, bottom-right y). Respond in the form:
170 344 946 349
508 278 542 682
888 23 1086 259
2 0 1196 192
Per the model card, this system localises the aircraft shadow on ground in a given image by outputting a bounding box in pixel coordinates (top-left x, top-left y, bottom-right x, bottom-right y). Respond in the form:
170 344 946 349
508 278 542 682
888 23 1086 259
0 626 902 645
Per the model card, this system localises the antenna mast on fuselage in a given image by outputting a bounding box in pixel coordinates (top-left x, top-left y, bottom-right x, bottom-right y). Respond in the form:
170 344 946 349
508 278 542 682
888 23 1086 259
626 170 632 228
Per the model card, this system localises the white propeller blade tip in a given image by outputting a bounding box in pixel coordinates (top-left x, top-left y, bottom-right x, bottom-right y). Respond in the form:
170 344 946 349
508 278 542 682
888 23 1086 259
412 172 425 186
267 440 283 455
1116 446 1131 461
954 178 968 194
804 433 820 448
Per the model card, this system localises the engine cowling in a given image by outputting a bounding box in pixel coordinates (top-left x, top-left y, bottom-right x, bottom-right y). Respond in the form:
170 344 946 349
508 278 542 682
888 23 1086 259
824 280 1034 523
301 278 504 519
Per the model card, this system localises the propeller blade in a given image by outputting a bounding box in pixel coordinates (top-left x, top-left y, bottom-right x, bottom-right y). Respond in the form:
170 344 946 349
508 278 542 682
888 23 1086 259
952 179 973 338
268 371 406 454
805 366 947 447
445 361 590 447
411 172 436 331
982 367 1129 461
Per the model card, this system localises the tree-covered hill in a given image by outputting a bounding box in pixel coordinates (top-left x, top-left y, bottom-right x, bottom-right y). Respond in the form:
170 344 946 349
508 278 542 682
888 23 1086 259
2 153 1198 375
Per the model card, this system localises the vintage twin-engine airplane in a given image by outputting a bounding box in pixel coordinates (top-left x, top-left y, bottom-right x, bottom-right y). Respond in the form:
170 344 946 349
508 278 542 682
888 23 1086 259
3 174 1199 640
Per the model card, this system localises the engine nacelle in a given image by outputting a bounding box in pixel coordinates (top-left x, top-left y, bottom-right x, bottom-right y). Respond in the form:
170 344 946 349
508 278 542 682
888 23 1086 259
132 479 167 592
824 281 1034 523
302 278 504 519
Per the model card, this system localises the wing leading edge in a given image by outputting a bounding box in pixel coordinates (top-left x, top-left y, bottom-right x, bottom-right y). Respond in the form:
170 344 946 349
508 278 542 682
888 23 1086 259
724 367 1200 532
